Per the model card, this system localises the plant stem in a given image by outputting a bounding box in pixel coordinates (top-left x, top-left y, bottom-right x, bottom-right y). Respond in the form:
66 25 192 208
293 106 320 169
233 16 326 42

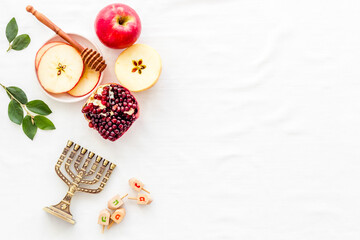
7 45 11 52
0 82 34 118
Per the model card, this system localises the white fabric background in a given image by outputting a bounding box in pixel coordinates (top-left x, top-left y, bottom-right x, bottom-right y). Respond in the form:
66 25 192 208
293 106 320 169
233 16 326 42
1 0 360 239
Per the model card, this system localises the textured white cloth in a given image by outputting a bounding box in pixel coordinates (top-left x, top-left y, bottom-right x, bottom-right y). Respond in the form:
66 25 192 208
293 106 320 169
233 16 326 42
1 0 360 239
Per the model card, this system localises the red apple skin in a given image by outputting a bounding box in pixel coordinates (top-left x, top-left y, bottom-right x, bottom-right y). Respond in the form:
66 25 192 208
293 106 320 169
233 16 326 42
95 3 141 49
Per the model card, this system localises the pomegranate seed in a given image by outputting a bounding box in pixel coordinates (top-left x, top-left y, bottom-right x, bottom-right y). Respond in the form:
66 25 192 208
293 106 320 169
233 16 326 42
83 84 139 141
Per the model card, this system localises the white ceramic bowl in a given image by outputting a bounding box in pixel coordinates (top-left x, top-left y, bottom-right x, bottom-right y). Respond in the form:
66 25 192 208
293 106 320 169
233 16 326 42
35 33 103 103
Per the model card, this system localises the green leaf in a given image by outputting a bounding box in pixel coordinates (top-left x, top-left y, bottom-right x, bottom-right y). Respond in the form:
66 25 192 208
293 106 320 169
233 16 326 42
26 100 52 115
6 17 18 43
22 115 37 140
11 34 31 51
34 115 55 130
8 99 23 125
6 86 28 104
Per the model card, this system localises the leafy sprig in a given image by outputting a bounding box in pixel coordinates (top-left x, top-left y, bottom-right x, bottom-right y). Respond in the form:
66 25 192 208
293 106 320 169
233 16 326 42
6 17 30 52
0 83 55 140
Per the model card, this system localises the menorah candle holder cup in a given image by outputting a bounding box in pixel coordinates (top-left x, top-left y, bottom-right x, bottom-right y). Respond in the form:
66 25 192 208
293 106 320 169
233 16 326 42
44 140 116 224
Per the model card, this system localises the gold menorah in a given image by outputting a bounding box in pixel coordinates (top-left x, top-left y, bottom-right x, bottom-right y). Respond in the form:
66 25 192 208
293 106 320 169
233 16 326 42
44 140 116 224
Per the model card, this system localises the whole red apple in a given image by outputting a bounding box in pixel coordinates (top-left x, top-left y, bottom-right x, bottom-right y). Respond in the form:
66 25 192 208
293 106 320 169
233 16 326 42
95 3 141 49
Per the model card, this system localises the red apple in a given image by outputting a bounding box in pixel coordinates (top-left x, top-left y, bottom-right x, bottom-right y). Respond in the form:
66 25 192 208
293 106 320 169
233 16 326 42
37 44 84 94
115 44 162 92
94 3 141 49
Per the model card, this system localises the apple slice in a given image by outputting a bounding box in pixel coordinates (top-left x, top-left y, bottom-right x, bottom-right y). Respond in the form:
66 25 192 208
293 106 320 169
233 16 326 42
115 44 162 92
67 66 101 97
35 42 65 70
37 44 84 94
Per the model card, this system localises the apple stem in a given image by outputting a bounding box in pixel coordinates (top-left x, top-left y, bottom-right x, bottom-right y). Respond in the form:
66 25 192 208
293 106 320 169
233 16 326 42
117 16 130 26
0 82 34 118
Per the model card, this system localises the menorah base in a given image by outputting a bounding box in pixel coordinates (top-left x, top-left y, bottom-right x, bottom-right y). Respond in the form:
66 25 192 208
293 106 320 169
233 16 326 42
43 206 76 224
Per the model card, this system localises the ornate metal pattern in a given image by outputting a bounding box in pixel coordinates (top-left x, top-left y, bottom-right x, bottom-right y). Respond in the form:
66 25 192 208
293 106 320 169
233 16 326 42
43 140 116 224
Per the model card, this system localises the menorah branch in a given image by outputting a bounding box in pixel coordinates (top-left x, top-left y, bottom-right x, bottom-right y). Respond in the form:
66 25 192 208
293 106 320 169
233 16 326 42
78 163 116 194
54 140 74 186
74 147 88 173
55 165 71 186
65 164 76 180
85 156 102 176
81 165 105 184
64 144 81 180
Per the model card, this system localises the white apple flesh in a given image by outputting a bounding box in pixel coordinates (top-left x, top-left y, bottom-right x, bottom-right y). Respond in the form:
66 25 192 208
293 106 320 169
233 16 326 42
35 42 65 70
115 44 162 92
67 66 101 97
37 44 84 94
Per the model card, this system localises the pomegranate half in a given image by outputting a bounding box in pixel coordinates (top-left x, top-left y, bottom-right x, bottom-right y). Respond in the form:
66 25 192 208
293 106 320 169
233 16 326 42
82 83 139 141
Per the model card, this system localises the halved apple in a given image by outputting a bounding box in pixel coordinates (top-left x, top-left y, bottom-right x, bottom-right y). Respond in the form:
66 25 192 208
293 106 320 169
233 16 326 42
37 44 84 94
67 66 101 97
115 44 162 92
35 42 65 70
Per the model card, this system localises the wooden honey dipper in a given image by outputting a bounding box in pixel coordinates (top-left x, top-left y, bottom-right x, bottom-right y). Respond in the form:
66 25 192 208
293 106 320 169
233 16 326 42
26 5 106 73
